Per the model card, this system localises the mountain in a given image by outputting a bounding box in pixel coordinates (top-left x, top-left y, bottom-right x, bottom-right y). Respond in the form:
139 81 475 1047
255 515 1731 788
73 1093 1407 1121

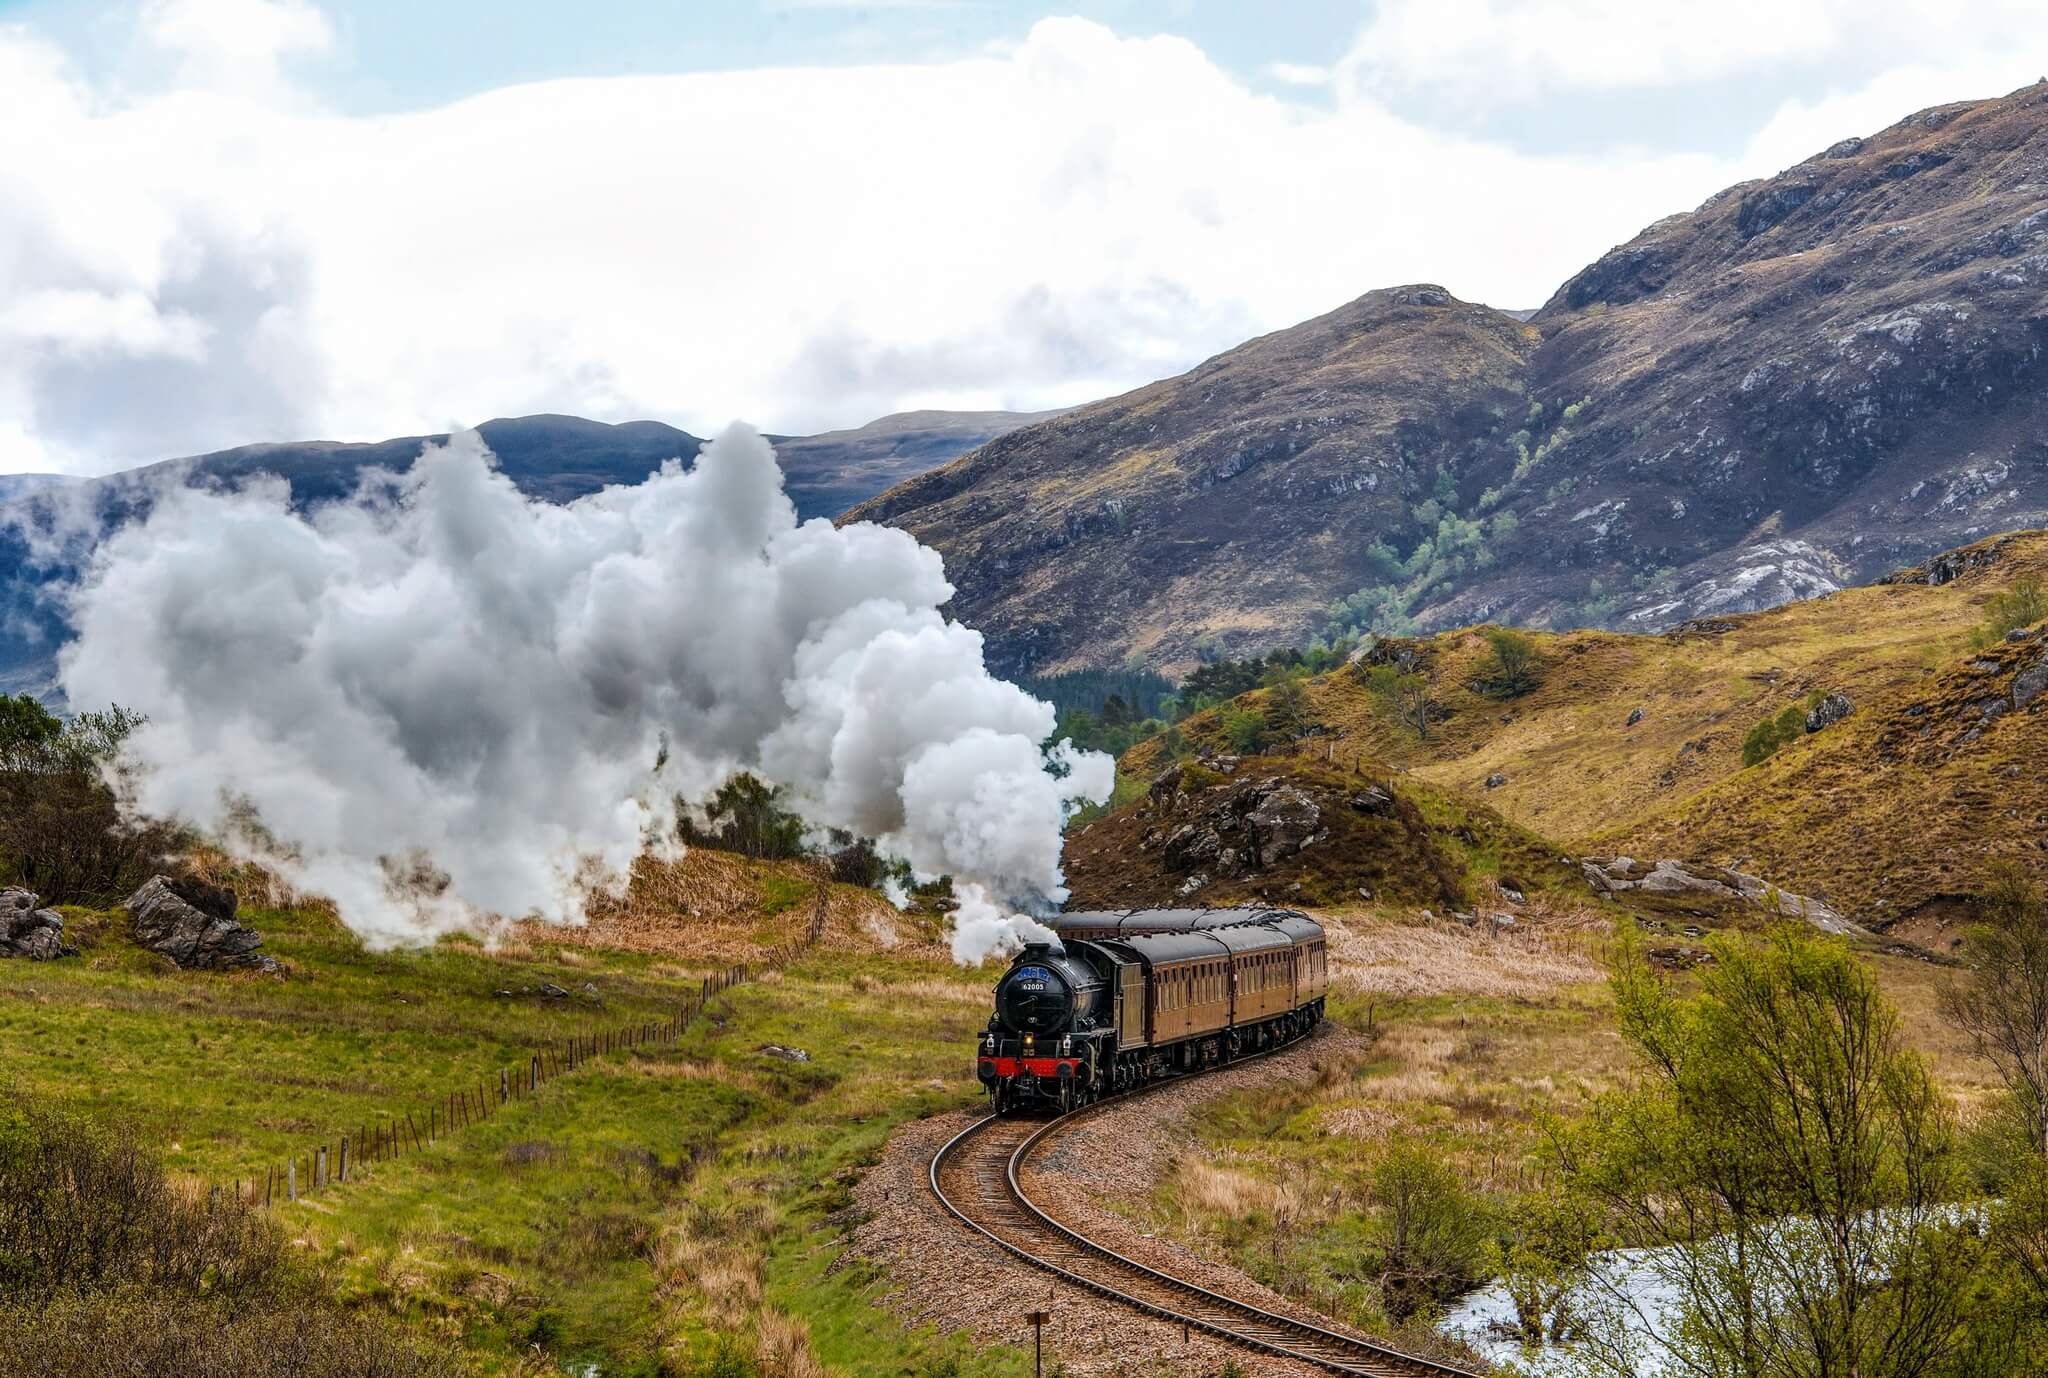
1097 530 2047 934
768 409 1062 520
852 82 2048 674
0 410 1044 698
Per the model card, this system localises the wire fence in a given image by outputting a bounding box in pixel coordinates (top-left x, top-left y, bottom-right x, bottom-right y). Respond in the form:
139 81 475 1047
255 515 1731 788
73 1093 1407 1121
219 884 831 1210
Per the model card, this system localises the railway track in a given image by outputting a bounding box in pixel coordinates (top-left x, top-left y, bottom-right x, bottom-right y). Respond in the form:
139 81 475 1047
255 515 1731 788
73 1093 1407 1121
928 1073 1481 1377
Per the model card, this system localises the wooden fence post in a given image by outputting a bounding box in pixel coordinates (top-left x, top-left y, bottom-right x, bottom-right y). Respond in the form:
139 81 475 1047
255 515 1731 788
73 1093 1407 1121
339 1133 349 1184
501 1067 509 1104
287 1157 297 1202
315 1146 326 1190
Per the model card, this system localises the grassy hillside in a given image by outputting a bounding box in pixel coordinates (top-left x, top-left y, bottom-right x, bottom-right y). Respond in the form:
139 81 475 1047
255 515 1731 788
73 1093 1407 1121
0 849 1012 1378
1116 531 2047 927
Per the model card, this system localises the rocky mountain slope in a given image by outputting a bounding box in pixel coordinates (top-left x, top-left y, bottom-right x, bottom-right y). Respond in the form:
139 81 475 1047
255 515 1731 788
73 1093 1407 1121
1109 531 2047 933
855 83 2048 674
0 409 1042 697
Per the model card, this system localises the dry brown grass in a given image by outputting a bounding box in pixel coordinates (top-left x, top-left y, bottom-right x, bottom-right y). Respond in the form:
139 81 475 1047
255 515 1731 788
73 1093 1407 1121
537 849 930 962
1323 905 1608 1000
754 1311 827 1378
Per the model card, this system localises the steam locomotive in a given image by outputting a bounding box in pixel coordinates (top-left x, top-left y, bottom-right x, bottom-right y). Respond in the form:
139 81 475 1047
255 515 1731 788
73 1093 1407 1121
976 907 1329 1113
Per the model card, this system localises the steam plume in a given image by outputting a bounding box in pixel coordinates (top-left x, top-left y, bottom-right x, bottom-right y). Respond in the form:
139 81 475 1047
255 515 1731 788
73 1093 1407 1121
58 424 1112 960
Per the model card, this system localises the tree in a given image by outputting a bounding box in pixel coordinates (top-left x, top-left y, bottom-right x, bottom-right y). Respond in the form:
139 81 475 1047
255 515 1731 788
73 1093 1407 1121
1946 864 2048 1156
690 773 808 860
1219 705 1269 755
1368 1145 1489 1320
0 695 61 771
1260 667 1315 741
0 702 172 906
1558 926 1998 1378
1388 672 1432 741
1973 577 2046 650
1481 627 1541 698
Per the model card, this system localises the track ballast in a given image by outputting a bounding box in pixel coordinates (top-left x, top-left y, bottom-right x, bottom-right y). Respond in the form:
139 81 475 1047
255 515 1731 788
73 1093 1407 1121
927 1064 1480 1377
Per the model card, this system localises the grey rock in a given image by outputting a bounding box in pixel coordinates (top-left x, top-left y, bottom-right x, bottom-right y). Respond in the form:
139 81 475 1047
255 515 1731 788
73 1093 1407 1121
1805 691 1854 734
1581 855 1861 935
1162 824 1222 872
758 1044 811 1063
1244 786 1322 865
1626 707 1645 727
1484 772 1507 789
0 887 74 960
1349 786 1395 816
125 876 278 972
2016 658 2048 711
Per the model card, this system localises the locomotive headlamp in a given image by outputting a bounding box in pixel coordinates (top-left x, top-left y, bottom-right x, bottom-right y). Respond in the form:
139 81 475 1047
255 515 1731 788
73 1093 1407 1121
1023 1032 1035 1051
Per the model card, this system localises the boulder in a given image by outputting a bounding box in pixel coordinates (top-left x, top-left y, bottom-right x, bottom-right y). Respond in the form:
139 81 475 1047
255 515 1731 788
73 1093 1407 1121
2016 657 2048 712
126 876 279 972
1805 691 1854 734
1582 856 1861 935
1244 786 1323 866
1484 772 1507 789
0 887 74 960
1349 785 1395 816
1161 823 1222 872
1626 707 1644 727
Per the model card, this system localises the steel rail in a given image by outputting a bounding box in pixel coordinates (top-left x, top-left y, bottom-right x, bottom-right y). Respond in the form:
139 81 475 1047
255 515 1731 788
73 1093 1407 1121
927 1036 1481 1377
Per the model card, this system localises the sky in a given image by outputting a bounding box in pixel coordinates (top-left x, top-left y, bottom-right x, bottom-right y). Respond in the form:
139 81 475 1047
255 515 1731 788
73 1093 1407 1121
3 0 2048 475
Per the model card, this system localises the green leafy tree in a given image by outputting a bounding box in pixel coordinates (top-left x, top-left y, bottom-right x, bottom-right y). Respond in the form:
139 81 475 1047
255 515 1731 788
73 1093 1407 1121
1481 627 1541 698
1219 705 1269 755
1483 1190 1602 1342
690 773 808 860
1946 864 2048 1155
1558 926 2001 1378
1368 1145 1490 1319
0 695 61 771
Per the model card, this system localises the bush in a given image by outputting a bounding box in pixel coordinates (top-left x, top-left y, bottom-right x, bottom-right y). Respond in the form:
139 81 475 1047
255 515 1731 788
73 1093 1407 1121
1220 706 1270 754
0 1096 436 1377
686 774 808 860
0 703 183 907
1367 1145 1489 1319
1480 627 1541 698
1974 576 2047 650
1740 690 1826 767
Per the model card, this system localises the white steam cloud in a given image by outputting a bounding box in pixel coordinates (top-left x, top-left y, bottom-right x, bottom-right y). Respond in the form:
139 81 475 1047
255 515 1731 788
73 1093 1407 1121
57 424 1112 961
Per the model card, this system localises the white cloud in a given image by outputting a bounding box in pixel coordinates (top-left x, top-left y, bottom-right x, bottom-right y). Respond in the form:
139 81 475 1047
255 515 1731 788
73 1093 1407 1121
143 0 332 90
1339 0 2048 115
1 4 2043 474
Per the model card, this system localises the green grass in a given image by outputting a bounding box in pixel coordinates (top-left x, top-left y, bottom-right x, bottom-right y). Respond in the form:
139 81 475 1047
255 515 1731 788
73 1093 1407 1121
1 900 1021 1374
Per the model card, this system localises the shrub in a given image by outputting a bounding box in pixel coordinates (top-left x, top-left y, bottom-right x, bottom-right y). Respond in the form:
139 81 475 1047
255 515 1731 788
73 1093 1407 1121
1480 627 1541 697
1973 576 2047 650
1740 690 1826 767
1367 1145 1489 1318
0 1097 436 1377
0 702 181 906
687 773 808 860
1220 706 1270 754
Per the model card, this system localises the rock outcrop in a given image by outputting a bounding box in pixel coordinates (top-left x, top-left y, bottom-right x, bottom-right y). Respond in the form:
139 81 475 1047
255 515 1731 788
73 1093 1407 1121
1582 856 1864 935
1805 691 1855 733
126 876 279 972
0 887 74 960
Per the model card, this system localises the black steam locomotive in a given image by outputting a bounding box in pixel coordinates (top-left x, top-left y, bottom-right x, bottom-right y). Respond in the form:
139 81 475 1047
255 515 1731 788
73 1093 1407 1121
977 907 1329 1113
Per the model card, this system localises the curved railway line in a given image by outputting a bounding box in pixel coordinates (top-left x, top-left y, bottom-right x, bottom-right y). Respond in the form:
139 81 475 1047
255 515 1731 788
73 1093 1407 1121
928 1072 1481 1377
